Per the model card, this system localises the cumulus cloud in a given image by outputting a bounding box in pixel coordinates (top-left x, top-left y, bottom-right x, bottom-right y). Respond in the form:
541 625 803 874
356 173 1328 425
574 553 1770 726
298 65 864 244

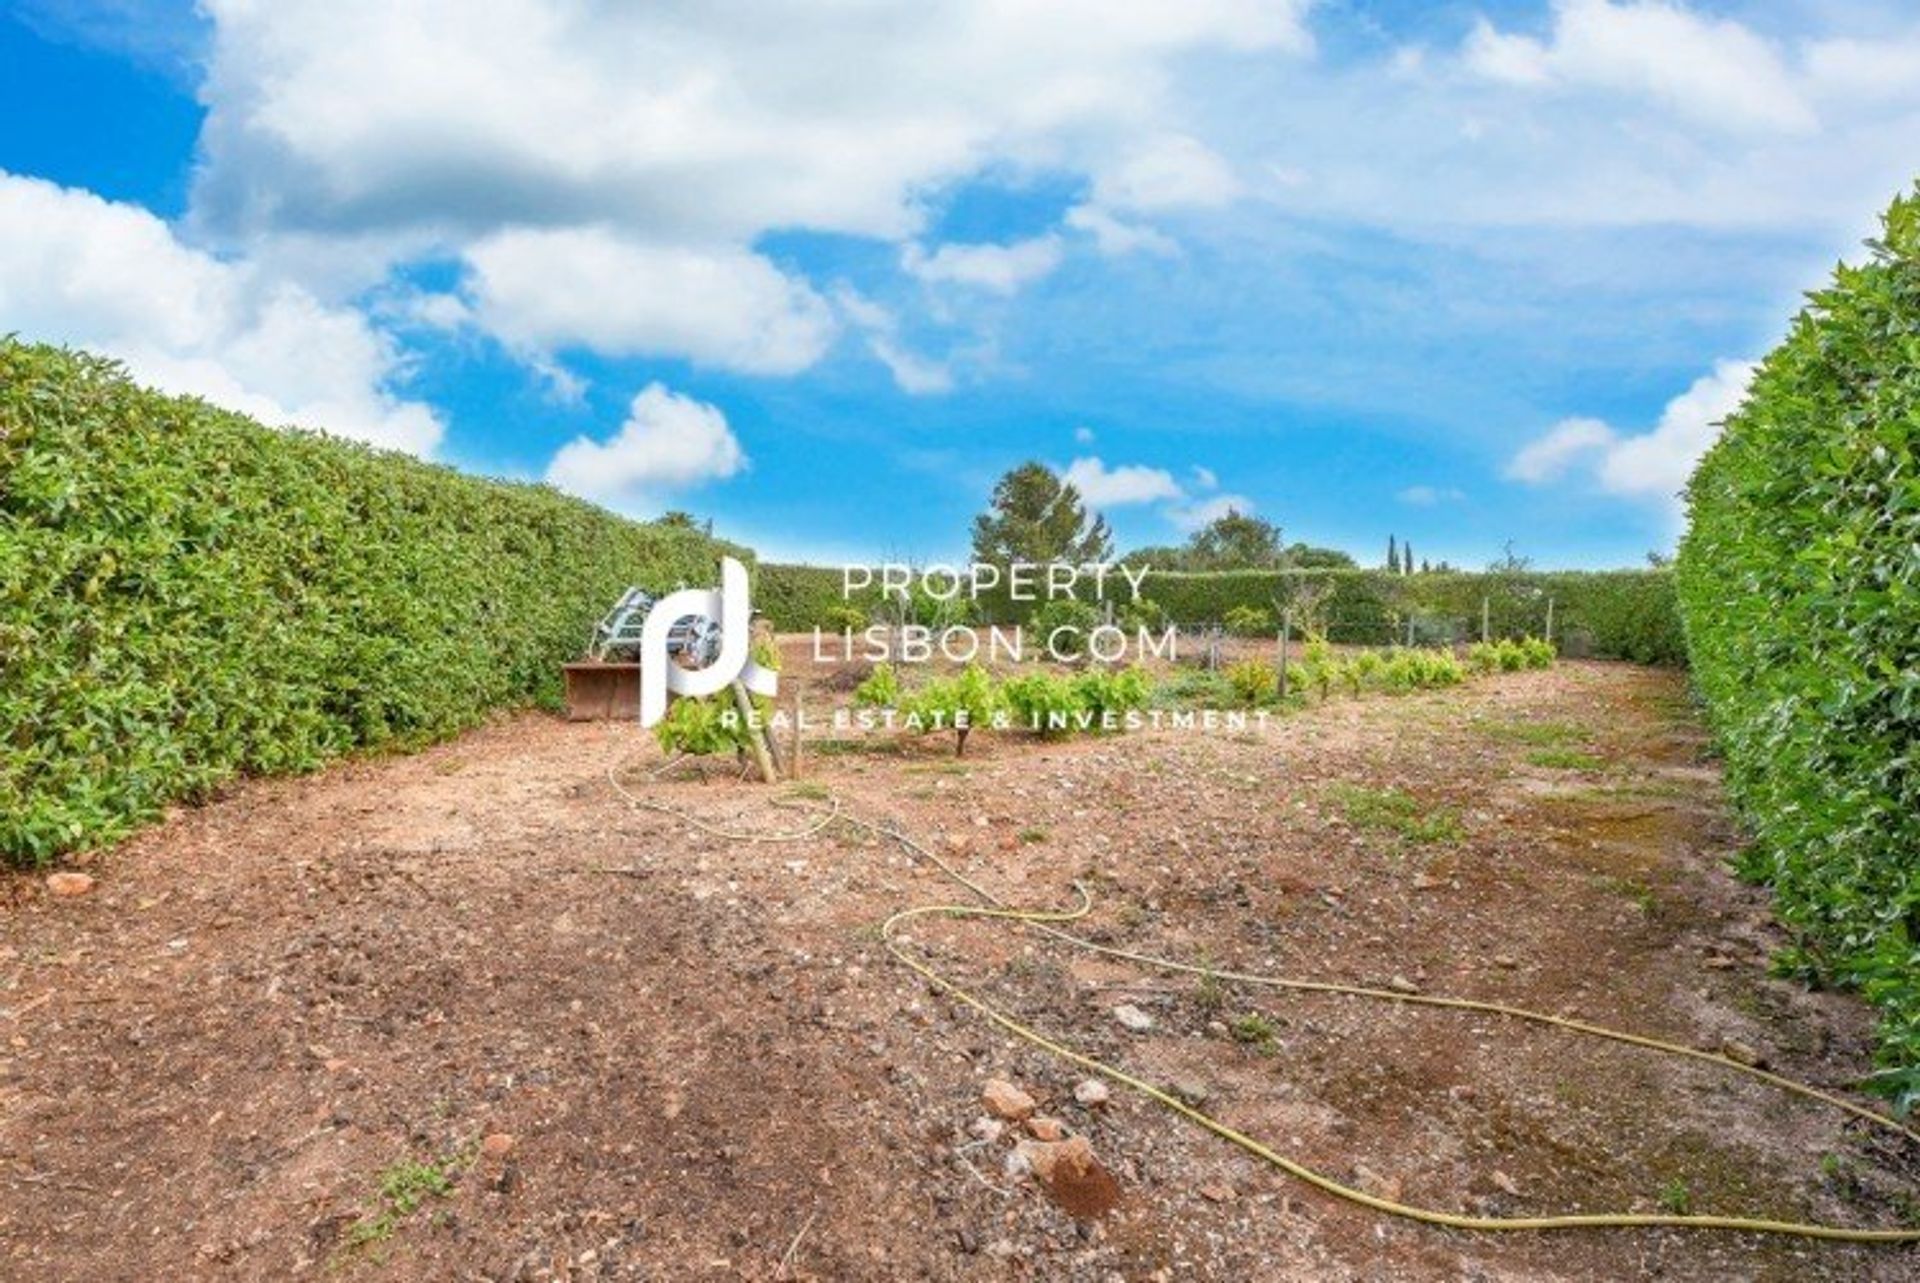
1505 417 1617 484
0 171 441 454
1461 0 1814 134
190 0 1309 248
1168 493 1257 532
1506 360 1756 507
1063 456 1186 506
463 228 836 375
1064 204 1180 257
1092 134 1243 212
546 383 746 506
901 236 1065 296
1595 359 1755 498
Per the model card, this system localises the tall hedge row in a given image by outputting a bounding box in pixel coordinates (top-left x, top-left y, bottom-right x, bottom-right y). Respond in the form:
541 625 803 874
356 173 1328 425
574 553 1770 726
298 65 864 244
1 342 743 865
756 561 1683 663
1676 189 1920 1094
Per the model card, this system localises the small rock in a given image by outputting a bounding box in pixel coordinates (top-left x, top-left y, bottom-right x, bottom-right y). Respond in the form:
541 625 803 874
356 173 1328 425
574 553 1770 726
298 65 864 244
1026 1117 1066 1141
1720 1037 1764 1068
1073 1079 1111 1107
1199 1182 1236 1203
1492 955 1518 970
1491 1170 1521 1196
983 1078 1036 1121
1387 974 1421 995
1704 955 1736 970
1018 1135 1122 1218
1412 873 1442 891
1168 1079 1210 1107
969 1116 1005 1143
1112 1004 1155 1033
481 1133 516 1159
46 872 95 898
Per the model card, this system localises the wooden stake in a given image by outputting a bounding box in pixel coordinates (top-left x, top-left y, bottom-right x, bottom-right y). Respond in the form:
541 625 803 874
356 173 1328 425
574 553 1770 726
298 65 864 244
789 679 806 780
731 679 777 783
1277 611 1290 699
1545 597 1556 645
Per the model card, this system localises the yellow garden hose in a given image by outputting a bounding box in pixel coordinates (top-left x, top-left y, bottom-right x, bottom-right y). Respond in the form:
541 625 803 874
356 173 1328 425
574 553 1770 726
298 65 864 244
611 755 1920 1244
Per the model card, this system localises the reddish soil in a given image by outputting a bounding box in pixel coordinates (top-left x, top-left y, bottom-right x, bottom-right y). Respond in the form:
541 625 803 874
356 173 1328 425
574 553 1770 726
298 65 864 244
3 661 1915 1280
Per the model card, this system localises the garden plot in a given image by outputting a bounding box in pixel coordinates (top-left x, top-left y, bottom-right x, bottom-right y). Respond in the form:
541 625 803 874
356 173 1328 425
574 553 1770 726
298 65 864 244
2 663 1914 1281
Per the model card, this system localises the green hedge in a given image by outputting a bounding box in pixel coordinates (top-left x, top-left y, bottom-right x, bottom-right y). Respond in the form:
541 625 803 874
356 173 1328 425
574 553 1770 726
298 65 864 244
757 562 1682 663
1676 188 1920 1097
1 341 744 865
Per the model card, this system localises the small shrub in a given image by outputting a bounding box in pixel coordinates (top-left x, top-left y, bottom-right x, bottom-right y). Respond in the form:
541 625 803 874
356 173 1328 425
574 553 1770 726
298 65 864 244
1224 659 1277 706
1028 598 1101 654
1074 666 1152 725
1002 671 1084 737
900 663 1000 755
853 662 899 708
822 603 868 632
1115 597 1168 631
1222 604 1274 637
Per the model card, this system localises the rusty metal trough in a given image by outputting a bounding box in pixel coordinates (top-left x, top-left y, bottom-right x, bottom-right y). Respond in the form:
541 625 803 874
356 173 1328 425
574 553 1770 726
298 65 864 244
562 661 641 722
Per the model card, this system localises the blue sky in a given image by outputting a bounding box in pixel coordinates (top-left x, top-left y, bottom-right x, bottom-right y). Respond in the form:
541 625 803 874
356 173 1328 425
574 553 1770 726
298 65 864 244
3 1 1918 568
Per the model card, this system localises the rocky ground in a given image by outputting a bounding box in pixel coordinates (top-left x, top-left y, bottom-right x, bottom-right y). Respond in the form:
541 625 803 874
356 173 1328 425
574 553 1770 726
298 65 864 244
3 662 1916 1280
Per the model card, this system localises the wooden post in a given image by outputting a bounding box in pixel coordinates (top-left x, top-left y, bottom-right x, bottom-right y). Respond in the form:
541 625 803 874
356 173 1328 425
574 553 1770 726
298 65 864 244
1277 611 1291 699
1544 597 1555 646
1481 596 1490 644
731 680 778 783
789 679 806 780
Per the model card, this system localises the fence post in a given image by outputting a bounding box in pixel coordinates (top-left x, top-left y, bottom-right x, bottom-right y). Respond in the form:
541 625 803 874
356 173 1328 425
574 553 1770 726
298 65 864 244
1545 597 1555 646
789 679 806 780
1277 610 1290 699
1481 596 1490 643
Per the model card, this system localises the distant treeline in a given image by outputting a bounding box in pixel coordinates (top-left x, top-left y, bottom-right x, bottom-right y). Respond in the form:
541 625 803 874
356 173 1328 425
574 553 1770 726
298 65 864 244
754 563 1683 665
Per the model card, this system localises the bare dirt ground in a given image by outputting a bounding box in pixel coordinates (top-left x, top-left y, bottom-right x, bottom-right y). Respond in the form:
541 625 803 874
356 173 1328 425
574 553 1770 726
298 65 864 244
3 661 1916 1281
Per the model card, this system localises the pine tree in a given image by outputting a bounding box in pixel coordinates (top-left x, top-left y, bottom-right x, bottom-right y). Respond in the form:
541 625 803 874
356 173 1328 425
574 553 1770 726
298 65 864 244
970 462 1113 566
1386 533 1397 571
1403 542 1414 575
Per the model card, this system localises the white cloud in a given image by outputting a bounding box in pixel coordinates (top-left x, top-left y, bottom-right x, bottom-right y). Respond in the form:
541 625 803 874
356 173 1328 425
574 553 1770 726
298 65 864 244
831 286 952 394
1595 359 1754 498
463 228 836 375
0 171 441 454
1093 134 1243 212
176 1 1313 382
1074 425 1097 444
191 1 1308 249
546 382 746 505
1191 464 1218 490
1397 484 1465 505
902 236 1065 295
1065 204 1180 257
1505 417 1617 484
1462 1 1814 134
1063 456 1185 506
1168 493 1257 532
1506 359 1755 507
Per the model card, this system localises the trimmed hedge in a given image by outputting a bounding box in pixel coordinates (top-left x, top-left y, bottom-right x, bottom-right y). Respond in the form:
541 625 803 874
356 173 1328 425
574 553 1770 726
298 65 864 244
1 341 744 864
1676 188 1920 1097
757 562 1683 663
